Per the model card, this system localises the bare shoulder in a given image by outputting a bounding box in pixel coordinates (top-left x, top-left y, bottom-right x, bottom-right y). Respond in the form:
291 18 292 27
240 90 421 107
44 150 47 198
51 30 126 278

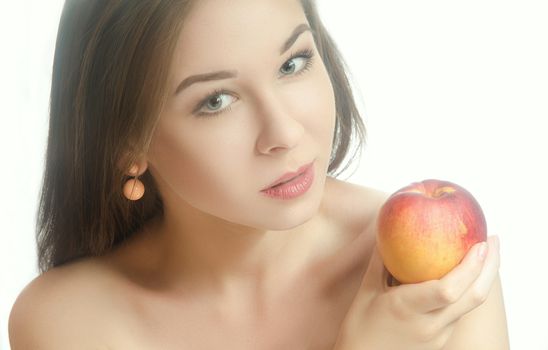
8 259 131 349
324 176 390 235
317 177 390 279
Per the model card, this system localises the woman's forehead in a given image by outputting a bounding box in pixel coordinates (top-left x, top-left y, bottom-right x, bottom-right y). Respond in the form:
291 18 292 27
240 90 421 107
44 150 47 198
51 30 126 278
174 0 307 59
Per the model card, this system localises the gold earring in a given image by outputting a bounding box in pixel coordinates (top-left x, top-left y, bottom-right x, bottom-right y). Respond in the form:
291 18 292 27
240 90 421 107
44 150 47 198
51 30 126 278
123 164 145 201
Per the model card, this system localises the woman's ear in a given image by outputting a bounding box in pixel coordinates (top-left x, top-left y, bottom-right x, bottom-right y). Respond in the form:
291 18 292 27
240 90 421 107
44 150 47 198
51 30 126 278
127 160 148 177
117 150 148 176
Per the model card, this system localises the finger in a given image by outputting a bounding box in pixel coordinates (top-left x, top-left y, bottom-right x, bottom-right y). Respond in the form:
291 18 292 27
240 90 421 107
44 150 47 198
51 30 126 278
435 235 500 325
360 244 391 295
396 237 491 313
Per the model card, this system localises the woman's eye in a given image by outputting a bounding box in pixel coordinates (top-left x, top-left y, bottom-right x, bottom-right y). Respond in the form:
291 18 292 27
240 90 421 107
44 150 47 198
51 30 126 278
195 90 236 117
280 49 314 76
195 48 315 118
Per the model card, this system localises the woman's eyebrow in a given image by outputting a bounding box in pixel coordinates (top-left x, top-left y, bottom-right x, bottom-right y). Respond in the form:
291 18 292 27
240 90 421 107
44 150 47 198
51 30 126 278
174 23 312 96
279 23 312 55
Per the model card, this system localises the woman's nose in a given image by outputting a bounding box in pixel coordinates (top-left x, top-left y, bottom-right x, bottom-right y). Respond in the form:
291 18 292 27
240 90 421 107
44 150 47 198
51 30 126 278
254 90 305 155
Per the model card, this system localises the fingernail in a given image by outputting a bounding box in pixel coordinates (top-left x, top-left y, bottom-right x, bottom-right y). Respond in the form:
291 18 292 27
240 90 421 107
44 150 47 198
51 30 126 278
494 235 500 251
477 242 488 261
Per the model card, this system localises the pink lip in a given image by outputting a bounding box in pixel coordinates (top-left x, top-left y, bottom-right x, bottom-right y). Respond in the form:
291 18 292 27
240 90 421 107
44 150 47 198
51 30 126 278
260 162 315 200
262 160 315 191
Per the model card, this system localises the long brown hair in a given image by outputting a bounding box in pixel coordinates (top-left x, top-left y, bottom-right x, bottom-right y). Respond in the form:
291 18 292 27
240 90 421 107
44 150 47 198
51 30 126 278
37 0 367 274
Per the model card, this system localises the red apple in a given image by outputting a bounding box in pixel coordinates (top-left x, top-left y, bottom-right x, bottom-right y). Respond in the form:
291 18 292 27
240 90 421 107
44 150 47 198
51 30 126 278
376 179 487 284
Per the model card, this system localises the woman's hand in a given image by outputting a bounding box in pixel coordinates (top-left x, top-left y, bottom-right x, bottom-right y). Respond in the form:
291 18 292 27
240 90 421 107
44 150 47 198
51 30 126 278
333 235 500 350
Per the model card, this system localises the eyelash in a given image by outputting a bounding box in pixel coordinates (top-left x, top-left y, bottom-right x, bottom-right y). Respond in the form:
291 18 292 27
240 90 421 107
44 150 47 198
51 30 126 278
194 48 315 118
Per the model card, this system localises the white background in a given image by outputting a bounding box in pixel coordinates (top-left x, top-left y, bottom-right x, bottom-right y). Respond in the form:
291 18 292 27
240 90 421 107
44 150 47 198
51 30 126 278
1 0 547 349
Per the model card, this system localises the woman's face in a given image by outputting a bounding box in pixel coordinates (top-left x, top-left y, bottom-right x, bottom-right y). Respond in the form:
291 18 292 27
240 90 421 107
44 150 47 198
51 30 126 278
147 0 337 231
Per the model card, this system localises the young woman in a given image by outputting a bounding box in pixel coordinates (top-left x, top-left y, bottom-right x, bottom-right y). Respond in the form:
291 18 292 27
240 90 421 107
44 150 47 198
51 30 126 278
9 0 509 349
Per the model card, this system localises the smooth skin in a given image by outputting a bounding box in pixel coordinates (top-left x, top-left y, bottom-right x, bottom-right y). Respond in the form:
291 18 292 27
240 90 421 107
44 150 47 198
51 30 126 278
8 0 509 348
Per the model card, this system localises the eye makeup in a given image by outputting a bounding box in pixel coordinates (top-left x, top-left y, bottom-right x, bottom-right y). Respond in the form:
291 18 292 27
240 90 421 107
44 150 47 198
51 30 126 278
192 47 316 118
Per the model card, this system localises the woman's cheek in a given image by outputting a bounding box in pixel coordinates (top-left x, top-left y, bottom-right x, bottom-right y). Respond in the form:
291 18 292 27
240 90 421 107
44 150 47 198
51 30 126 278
300 71 337 134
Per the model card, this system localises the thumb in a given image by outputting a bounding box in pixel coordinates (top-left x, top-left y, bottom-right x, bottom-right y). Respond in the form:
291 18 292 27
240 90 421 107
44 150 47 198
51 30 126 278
360 244 391 295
